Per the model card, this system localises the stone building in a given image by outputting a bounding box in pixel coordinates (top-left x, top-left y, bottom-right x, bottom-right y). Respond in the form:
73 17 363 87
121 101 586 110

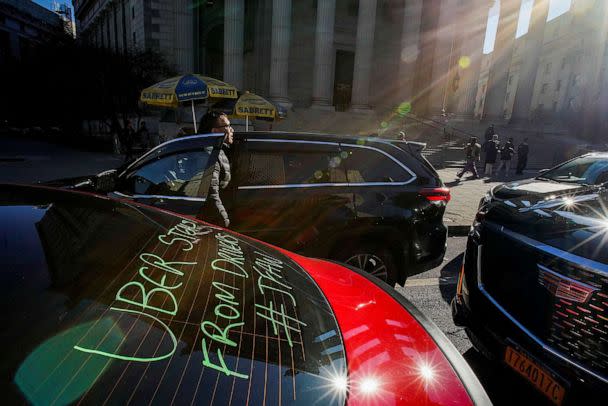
71 0 608 135
193 0 491 119
73 0 194 73
476 0 608 129
0 0 65 62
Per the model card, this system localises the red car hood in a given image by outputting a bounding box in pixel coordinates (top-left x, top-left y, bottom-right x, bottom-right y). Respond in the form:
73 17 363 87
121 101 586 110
280 250 489 405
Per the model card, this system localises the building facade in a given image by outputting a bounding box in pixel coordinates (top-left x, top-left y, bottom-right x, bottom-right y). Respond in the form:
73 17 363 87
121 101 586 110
72 0 608 132
193 0 493 116
73 0 194 73
475 0 608 128
0 0 65 62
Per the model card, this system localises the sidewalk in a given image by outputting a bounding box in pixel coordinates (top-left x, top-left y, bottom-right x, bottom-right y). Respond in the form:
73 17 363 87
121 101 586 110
0 135 123 184
437 167 537 234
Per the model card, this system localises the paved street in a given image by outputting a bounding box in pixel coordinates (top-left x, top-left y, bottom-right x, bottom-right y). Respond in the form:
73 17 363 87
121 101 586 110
0 136 123 184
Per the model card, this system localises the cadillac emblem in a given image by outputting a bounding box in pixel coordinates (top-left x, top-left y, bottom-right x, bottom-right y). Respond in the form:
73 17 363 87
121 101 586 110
538 265 598 303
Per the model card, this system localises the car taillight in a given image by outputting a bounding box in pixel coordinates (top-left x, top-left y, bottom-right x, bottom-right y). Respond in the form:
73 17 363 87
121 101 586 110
420 187 451 203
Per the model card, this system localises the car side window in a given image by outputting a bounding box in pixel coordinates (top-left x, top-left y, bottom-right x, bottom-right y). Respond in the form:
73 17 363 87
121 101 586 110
240 145 346 186
121 147 214 197
341 145 412 183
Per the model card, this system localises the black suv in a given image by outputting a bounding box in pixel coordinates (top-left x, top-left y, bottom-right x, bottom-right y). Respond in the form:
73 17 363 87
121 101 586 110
452 154 608 404
50 132 449 285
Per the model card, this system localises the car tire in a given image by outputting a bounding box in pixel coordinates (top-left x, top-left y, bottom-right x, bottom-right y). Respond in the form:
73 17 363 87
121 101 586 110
336 243 397 286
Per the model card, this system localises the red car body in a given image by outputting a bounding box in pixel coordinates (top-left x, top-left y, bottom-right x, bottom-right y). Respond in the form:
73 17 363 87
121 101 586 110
0 184 488 405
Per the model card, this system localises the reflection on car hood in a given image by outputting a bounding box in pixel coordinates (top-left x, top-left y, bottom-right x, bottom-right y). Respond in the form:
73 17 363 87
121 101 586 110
486 185 608 264
492 178 583 200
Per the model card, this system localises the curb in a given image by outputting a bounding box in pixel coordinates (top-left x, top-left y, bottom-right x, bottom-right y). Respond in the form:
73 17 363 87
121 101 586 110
448 225 470 237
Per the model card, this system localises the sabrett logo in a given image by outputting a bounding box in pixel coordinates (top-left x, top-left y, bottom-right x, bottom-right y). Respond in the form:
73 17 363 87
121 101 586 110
237 106 274 116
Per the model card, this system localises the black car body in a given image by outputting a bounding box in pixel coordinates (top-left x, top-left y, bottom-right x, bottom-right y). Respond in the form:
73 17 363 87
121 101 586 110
452 154 608 404
485 153 608 204
47 132 449 285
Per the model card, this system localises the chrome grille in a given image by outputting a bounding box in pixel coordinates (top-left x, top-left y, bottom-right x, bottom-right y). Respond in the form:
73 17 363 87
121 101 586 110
546 266 608 376
479 222 608 382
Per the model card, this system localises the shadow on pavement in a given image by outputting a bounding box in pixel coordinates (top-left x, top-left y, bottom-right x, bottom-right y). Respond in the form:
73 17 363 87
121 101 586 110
444 179 461 187
439 252 463 304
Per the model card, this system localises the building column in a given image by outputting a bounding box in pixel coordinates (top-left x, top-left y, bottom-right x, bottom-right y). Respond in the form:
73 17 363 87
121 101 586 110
510 0 549 123
456 0 492 117
269 0 292 108
311 0 336 110
398 0 423 102
174 0 194 73
350 0 377 112
428 0 461 115
482 0 521 121
224 0 244 88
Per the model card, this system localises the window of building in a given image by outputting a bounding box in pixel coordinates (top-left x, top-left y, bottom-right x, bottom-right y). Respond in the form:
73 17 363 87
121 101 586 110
541 83 548 94
132 6 135 19
132 31 136 45
556 80 561 91
545 63 551 74
347 0 359 17
561 57 566 69
341 146 412 184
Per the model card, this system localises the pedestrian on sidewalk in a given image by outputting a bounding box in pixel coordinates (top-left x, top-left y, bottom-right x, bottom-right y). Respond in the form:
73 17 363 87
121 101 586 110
123 119 136 163
516 138 529 175
137 121 150 149
457 136 481 180
482 134 499 176
484 124 495 142
497 137 515 177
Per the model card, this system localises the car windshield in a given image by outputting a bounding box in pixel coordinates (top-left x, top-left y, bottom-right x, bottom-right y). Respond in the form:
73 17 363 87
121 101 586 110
0 186 346 405
538 156 608 185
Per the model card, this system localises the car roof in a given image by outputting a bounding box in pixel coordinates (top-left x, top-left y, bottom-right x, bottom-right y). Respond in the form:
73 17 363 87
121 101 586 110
235 130 422 150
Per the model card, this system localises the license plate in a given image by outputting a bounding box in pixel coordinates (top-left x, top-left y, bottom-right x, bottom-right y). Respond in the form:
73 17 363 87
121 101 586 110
505 346 566 405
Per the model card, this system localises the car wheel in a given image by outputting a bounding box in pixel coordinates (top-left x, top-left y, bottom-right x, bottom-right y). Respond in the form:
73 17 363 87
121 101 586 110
337 244 397 286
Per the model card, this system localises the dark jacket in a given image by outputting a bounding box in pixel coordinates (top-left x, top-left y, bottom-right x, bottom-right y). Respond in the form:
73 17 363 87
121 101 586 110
500 142 515 161
211 148 231 194
208 146 231 227
517 142 529 158
483 140 499 164
464 143 481 161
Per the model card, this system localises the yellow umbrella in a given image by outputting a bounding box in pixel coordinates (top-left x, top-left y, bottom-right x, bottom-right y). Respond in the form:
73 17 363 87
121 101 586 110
234 92 276 131
140 74 238 132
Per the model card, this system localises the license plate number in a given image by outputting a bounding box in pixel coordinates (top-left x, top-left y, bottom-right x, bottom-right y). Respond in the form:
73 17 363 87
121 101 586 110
505 346 566 405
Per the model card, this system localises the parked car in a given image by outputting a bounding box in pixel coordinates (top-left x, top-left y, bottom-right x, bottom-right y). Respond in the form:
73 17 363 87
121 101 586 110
484 153 608 204
452 154 608 405
0 184 487 405
46 132 450 286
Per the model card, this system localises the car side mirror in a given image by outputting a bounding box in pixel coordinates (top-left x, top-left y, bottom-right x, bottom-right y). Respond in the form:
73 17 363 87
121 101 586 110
95 169 118 193
538 169 549 174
